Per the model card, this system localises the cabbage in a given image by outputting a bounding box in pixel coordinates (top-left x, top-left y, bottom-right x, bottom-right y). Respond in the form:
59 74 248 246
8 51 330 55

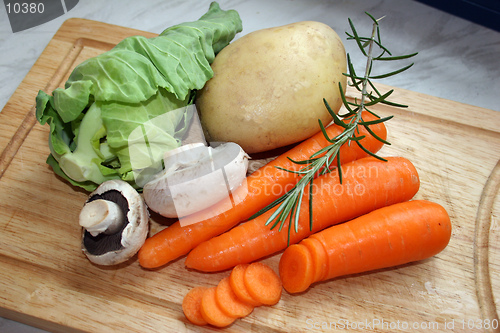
36 2 242 191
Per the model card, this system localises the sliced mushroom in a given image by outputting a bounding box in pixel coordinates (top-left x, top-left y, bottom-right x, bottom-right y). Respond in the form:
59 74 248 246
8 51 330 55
79 179 149 266
143 142 249 219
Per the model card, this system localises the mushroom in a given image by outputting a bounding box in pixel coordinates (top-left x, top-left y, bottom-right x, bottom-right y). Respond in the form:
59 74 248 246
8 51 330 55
79 179 149 265
143 142 249 221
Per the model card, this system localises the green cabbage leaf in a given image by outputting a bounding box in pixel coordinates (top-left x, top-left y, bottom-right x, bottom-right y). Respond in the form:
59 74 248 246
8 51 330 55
36 2 242 191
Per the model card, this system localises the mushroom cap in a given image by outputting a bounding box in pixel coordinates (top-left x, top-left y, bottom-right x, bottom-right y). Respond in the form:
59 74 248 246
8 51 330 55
81 179 149 266
143 142 249 218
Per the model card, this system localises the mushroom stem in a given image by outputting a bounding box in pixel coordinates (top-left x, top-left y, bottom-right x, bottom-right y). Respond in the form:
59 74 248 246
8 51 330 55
79 199 125 237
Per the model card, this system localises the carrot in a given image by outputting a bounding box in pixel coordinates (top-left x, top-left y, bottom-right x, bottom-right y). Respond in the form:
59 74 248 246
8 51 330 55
279 200 452 293
182 286 208 326
185 156 420 272
229 264 262 307
200 287 236 327
216 277 254 318
138 111 387 268
243 262 282 306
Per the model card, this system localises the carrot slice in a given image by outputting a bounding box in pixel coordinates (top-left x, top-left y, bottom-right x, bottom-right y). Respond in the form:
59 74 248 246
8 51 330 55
229 264 262 307
243 262 282 305
278 244 314 294
182 286 208 326
200 287 236 328
216 277 254 318
301 237 328 283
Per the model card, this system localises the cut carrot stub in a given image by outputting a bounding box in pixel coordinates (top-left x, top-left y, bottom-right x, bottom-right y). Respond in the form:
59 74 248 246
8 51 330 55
301 238 328 283
243 262 282 306
229 264 262 307
182 286 208 326
277 244 314 294
279 200 452 294
216 277 254 318
200 287 236 328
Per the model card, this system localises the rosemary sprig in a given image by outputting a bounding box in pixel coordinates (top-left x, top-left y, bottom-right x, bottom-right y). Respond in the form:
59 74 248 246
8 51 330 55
250 12 417 246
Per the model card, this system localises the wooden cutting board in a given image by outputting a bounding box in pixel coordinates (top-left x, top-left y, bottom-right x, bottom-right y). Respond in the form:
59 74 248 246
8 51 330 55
1 18 499 333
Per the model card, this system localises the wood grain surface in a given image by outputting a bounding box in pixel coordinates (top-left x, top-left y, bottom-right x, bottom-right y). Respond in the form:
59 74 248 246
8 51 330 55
1 18 499 333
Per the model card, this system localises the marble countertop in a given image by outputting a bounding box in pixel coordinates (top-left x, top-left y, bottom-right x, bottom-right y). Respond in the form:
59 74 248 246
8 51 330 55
0 0 499 332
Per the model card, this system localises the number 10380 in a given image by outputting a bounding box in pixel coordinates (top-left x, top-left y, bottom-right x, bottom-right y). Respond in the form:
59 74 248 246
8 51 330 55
6 2 45 14
458 318 499 330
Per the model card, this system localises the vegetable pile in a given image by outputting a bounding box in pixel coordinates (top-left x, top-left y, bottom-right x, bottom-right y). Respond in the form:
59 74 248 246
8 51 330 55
138 110 388 269
35 3 453 330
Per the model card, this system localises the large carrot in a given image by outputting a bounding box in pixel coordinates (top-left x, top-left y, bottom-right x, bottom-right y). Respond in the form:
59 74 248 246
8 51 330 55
138 111 387 268
279 200 452 293
185 156 420 272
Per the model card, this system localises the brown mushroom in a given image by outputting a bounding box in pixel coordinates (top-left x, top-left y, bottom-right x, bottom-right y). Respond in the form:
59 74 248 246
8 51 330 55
79 180 149 265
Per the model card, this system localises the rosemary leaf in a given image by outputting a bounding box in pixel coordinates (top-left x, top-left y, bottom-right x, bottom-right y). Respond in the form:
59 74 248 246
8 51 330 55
348 18 367 57
369 62 415 79
348 134 367 141
336 148 343 184
367 80 409 108
376 52 418 61
285 156 321 165
365 89 394 106
287 212 293 247
362 123 391 145
355 140 388 161
380 99 409 108
358 115 393 126
339 83 356 114
311 145 335 158
267 201 288 228
331 112 350 128
308 178 314 231
274 166 307 174
294 188 304 233
251 190 289 220
323 98 339 117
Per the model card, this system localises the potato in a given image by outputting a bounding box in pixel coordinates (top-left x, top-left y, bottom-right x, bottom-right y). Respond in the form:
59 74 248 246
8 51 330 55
196 21 347 154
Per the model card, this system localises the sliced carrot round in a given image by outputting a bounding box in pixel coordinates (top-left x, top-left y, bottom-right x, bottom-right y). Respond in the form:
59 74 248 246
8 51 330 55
216 277 254 318
302 237 328 283
182 286 208 326
244 262 282 305
229 264 262 307
200 287 236 328
279 244 314 294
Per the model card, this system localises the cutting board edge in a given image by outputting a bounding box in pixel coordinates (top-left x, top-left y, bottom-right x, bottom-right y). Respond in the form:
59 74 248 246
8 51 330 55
0 18 158 179
473 159 500 323
346 83 500 134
